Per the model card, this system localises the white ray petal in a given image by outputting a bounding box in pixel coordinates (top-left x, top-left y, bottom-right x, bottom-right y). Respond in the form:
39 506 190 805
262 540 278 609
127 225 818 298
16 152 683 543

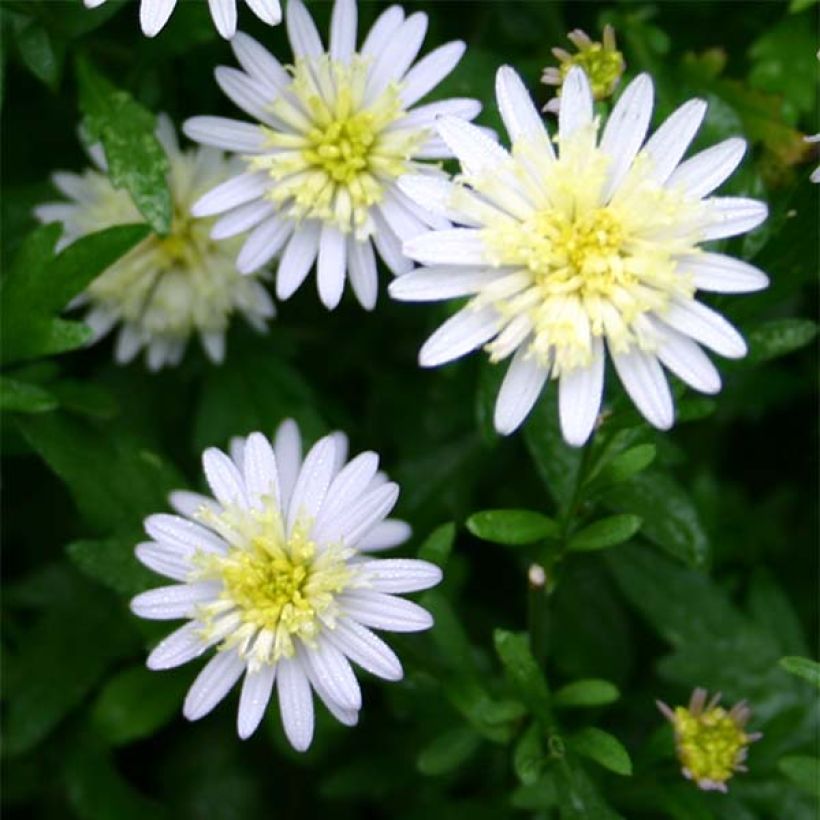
660 299 747 359
183 116 267 153
403 228 486 266
302 640 361 710
183 649 245 720
400 41 465 107
314 452 379 536
666 138 746 199
243 0 282 26
436 116 511 178
286 435 337 534
356 519 412 552
168 490 220 519
341 590 433 632
147 621 211 670
642 98 707 184
496 65 553 158
140 0 177 37
357 558 442 594
419 305 500 367
653 322 722 394
286 0 324 58
208 0 237 38
680 252 769 293
558 66 594 145
365 12 428 102
214 67 279 128
144 514 228 555
237 664 276 739
237 216 291 274
231 32 290 92
361 5 404 59
347 237 378 310
371 210 413 275
276 656 315 751
325 619 403 680
190 171 268 218
317 223 347 309
203 447 249 508
130 582 220 620
135 541 191 581
329 0 357 63
701 197 768 241
611 347 674 430
558 337 605 447
274 419 302 512
242 432 281 505
494 346 550 435
276 221 320 300
389 266 498 302
211 199 276 241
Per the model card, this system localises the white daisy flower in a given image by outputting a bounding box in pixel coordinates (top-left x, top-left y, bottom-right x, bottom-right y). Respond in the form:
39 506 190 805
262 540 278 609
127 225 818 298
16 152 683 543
183 0 480 310
130 420 441 750
83 0 282 39
392 66 770 446
35 116 275 371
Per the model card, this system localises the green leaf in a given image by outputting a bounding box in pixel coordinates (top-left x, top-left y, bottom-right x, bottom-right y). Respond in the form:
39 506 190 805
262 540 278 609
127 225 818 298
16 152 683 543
511 773 558 811
554 758 625 819
568 515 642 552
76 57 171 233
0 376 57 413
779 656 820 689
746 318 818 364
568 727 632 776
602 471 709 567
67 538 158 597
0 223 150 365
493 629 551 723
778 755 820 797
13 16 65 90
418 522 456 567
467 509 559 545
49 379 119 419
588 443 657 491
513 723 545 785
91 665 188 746
554 679 621 708
416 726 481 776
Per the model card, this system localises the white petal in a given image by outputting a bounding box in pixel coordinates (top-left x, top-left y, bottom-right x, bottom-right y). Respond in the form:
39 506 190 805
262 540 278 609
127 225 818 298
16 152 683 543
201 331 225 364
680 252 769 293
376 192 427 246
130 582 219 620
325 619 403 681
231 32 289 91
147 621 211 670
341 591 433 632
396 175 470 224
286 0 323 58
701 197 768 241
114 325 144 364
403 228 486 267
397 98 481 131
357 558 442 593
237 215 291 274
317 223 347 309
183 116 266 153
190 171 268 218
365 12 427 101
202 447 249 508
287 435 337 534
168 490 220 518
371 211 412 276
140 0 177 37
642 99 707 184
356 519 412 552
361 5 404 59
389 266 497 302
243 0 282 25
558 337 605 447
332 482 399 546
214 67 278 127
347 238 378 310
495 65 553 157
611 347 674 430
437 116 511 178
144 513 228 555
558 66 593 145
301 640 361 710
135 542 191 581
419 305 500 367
314 452 379 537
599 73 654 201
208 0 237 38
274 419 302 512
329 0 356 63
660 299 747 358
183 650 245 720
243 431 281 505
653 323 722 394
276 657 315 751
211 199 276 240
276 222 320 300
666 138 746 199
237 664 276 739
494 347 550 435
400 41 465 107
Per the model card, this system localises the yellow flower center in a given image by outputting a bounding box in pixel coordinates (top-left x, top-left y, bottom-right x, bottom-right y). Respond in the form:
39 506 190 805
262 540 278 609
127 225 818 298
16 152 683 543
194 503 353 668
560 44 625 100
674 705 750 788
249 56 427 237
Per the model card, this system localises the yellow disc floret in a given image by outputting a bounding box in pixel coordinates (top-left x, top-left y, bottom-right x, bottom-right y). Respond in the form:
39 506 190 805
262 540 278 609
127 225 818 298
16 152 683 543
193 501 353 670
249 56 426 238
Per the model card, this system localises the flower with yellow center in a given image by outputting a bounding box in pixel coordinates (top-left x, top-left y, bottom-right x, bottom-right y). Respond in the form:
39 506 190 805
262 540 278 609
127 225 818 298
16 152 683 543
542 25 625 113
392 66 769 446
657 688 762 792
131 420 441 750
34 116 275 371
184 0 480 310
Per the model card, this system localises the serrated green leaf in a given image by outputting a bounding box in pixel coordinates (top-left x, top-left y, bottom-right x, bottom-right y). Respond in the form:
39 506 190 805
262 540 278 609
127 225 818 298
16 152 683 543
467 509 559 545
554 679 620 708
416 726 480 776
76 57 171 233
746 318 818 364
779 656 820 689
418 522 456 567
778 755 820 797
568 727 632 776
0 376 57 413
493 629 552 723
91 665 188 746
568 515 642 552
513 723 544 785
603 471 709 567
